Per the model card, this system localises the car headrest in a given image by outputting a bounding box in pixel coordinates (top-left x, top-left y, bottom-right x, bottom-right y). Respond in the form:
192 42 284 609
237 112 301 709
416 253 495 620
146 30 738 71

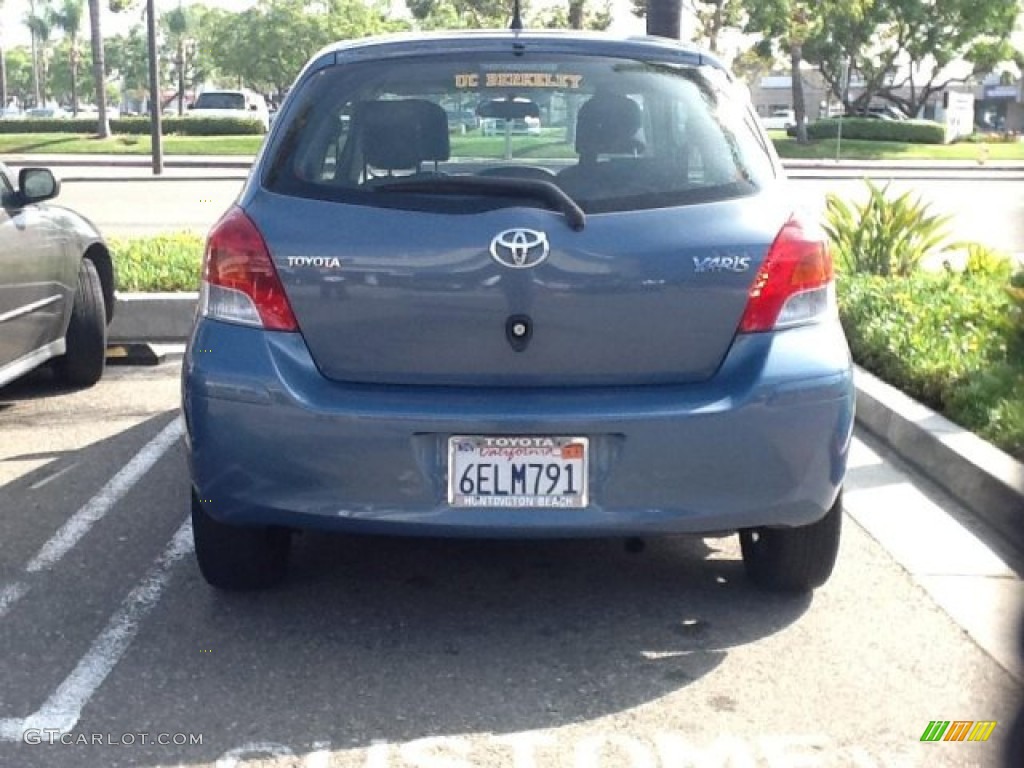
575 94 643 159
355 99 451 171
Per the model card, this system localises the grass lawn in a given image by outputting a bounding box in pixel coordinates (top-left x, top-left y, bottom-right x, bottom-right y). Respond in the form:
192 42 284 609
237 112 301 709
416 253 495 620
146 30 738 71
110 233 203 292
0 133 262 155
449 132 575 159
771 134 1024 161
2 130 1023 161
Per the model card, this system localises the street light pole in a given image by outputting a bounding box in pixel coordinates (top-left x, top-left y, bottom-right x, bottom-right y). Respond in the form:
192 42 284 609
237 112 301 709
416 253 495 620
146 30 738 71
146 0 163 175
836 58 849 163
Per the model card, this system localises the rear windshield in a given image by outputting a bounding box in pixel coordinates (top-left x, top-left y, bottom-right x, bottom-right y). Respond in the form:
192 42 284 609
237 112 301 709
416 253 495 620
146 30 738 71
266 52 775 214
194 92 246 110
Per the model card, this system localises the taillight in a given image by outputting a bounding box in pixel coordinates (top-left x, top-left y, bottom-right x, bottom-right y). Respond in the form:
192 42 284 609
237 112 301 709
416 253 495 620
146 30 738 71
738 215 835 333
199 207 298 332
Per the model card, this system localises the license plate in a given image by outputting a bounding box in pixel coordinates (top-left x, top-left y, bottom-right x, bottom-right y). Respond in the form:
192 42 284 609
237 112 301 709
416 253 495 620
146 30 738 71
447 436 589 508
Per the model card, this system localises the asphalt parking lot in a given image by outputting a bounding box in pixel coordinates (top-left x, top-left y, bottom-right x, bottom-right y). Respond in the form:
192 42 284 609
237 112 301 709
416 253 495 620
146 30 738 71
0 359 1022 768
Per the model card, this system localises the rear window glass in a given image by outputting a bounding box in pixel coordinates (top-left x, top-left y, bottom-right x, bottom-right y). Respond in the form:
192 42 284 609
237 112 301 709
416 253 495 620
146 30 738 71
194 92 246 110
265 53 775 214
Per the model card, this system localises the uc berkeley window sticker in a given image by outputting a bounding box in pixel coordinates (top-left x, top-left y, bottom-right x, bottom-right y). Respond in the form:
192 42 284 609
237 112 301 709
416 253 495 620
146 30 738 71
454 72 584 89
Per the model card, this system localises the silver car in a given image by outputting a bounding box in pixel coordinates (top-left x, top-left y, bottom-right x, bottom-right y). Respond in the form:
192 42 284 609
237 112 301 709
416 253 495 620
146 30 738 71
0 163 114 389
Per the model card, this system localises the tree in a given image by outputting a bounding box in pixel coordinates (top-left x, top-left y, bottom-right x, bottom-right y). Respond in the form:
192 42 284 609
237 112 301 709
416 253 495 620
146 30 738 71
26 0 51 105
105 28 149 99
0 47 33 105
0 0 8 108
49 0 85 113
200 0 406 100
731 46 775 84
876 0 1018 116
749 0 1021 118
406 0 510 29
162 4 202 115
632 0 746 52
534 0 611 30
744 0 823 143
87 0 110 135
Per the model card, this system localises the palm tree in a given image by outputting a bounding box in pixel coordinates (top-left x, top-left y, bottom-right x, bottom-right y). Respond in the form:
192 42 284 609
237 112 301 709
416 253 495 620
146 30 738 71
26 4 51 106
87 0 109 136
163 5 195 116
50 0 84 115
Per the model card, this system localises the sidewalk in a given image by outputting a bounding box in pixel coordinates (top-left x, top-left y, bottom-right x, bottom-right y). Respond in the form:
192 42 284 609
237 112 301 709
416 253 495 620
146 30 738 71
6 153 1024 181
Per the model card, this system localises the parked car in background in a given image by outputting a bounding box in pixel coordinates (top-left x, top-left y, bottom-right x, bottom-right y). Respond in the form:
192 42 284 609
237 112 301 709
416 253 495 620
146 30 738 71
25 107 69 119
480 114 542 136
0 107 25 120
187 89 270 132
76 105 121 119
446 109 479 132
183 30 854 594
846 105 908 121
0 163 114 389
760 108 795 131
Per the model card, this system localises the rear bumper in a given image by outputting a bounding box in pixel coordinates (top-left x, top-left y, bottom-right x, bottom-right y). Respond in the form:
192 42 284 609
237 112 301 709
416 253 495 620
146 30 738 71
182 320 854 537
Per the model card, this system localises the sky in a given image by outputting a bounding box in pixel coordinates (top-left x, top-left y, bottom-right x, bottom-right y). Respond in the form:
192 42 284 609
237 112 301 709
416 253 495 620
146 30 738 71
1 0 650 49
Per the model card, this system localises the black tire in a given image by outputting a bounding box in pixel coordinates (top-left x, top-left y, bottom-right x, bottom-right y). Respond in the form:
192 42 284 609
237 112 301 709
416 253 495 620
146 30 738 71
191 490 291 590
55 258 107 387
740 491 843 593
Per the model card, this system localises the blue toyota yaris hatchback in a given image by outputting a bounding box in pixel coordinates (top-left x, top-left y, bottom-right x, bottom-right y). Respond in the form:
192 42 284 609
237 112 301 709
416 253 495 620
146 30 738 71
182 30 855 592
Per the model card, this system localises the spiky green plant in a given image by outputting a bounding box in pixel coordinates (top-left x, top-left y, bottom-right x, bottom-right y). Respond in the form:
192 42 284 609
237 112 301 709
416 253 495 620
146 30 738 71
824 179 952 277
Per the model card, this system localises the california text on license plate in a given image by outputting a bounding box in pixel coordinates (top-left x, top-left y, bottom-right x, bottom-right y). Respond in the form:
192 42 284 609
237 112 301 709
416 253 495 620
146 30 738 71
448 436 589 508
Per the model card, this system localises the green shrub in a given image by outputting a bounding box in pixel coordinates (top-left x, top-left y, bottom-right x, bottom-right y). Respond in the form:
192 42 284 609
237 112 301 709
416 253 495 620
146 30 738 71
961 242 1014 279
111 232 203 292
0 118 98 134
838 270 1023 459
1009 269 1024 356
114 116 266 136
0 116 264 136
957 132 1021 144
824 179 951 276
807 118 946 144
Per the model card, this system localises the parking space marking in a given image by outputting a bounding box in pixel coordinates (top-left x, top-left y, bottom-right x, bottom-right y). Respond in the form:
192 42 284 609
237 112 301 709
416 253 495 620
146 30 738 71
0 518 193 741
0 582 28 619
26 416 184 573
29 462 79 491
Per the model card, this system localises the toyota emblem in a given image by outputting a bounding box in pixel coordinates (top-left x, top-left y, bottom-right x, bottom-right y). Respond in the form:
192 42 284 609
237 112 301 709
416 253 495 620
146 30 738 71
489 229 550 269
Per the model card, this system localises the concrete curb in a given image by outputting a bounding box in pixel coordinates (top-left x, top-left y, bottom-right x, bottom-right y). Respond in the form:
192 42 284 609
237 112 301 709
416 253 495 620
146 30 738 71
108 295 1024 553
854 366 1024 551
109 292 197 344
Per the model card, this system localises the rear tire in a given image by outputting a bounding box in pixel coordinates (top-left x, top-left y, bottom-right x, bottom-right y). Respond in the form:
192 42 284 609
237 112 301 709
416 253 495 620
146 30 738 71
740 491 843 593
191 490 290 590
56 258 107 387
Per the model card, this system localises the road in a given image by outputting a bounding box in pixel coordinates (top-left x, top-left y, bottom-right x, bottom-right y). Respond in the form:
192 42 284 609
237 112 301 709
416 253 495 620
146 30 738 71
0 360 1021 767
51 173 1024 258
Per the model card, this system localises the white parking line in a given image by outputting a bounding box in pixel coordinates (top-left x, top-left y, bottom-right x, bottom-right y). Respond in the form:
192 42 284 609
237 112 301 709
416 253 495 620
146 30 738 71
26 416 184 573
0 518 193 741
29 462 78 491
0 582 28 619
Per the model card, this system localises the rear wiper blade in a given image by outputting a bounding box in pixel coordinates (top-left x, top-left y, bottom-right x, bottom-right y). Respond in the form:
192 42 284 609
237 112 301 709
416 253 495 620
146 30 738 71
373 176 585 231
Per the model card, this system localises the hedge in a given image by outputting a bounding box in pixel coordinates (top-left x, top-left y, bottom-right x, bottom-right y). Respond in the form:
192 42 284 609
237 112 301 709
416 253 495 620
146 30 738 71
0 116 265 136
839 270 1023 459
109 232 204 292
807 118 945 144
